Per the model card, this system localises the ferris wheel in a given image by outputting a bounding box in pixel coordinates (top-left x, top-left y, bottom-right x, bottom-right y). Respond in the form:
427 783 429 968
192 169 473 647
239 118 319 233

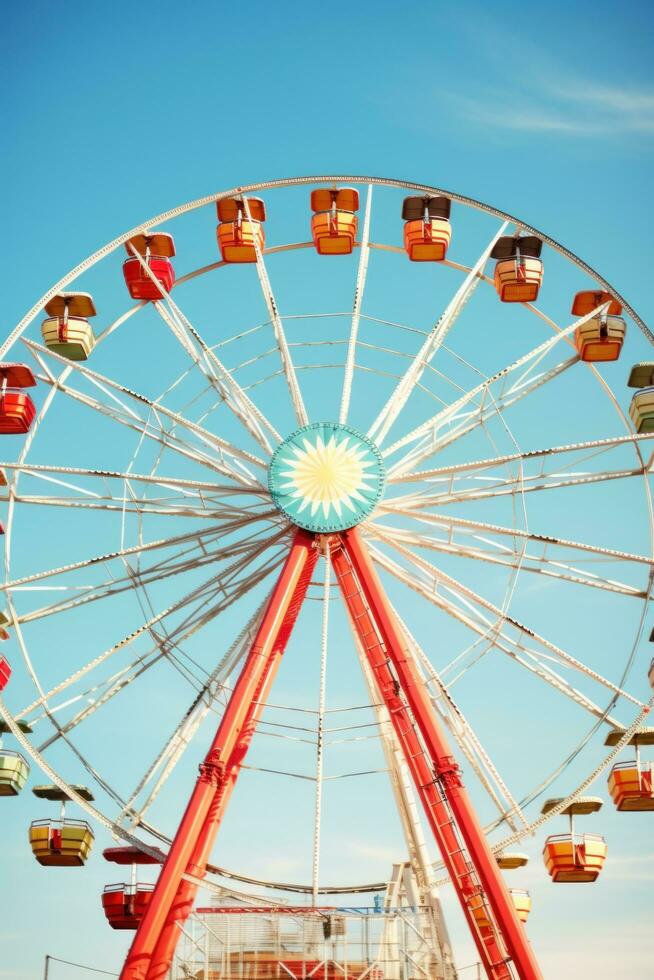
0 175 653 980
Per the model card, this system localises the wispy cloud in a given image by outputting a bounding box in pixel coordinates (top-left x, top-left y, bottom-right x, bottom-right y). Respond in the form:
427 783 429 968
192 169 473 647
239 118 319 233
439 23 654 138
448 80 654 137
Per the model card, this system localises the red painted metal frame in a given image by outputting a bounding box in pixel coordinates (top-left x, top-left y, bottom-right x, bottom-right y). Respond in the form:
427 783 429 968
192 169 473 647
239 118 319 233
337 529 542 980
119 527 543 980
120 529 317 980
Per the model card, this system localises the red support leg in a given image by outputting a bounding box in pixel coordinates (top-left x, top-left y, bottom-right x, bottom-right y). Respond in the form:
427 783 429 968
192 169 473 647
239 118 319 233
120 529 317 980
340 528 543 980
145 557 313 980
330 542 509 978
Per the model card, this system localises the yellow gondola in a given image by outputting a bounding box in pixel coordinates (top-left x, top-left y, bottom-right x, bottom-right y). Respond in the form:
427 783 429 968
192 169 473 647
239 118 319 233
0 720 31 796
29 784 95 867
41 293 97 361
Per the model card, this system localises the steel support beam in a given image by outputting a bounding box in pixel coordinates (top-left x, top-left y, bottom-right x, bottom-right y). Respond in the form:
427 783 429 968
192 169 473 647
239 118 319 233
120 529 317 980
339 528 543 980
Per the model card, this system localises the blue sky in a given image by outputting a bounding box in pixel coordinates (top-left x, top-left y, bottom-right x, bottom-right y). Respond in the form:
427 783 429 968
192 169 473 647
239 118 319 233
1 2 654 978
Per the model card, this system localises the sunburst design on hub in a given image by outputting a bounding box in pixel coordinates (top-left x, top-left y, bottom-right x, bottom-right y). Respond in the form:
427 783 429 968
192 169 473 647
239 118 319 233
268 422 385 533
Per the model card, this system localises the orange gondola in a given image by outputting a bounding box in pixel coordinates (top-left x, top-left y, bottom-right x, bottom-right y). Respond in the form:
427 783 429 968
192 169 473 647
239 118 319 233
310 188 359 256
571 290 623 317
123 233 175 300
402 196 452 261
606 728 654 812
217 197 266 263
491 235 543 303
541 797 607 882
470 888 531 928
571 290 625 362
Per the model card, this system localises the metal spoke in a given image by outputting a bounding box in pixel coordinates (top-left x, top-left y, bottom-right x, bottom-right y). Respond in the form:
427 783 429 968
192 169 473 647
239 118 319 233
243 197 308 426
2 491 275 522
370 523 646 598
393 465 646 508
368 536 639 722
374 508 654 568
24 339 267 487
340 185 373 424
123 245 279 452
0 460 262 495
368 221 508 446
383 303 610 468
389 432 654 485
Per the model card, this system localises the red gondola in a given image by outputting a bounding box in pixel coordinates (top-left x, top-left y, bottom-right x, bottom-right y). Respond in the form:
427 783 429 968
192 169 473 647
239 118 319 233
123 233 175 301
102 846 162 930
0 364 37 435
0 655 10 691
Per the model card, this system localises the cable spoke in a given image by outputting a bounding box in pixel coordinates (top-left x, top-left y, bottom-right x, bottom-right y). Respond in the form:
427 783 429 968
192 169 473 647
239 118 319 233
29 541 287 748
368 221 508 446
0 520 264 592
118 600 268 827
394 611 529 833
16 535 282 723
340 185 373 424
312 546 331 903
13 522 284 626
243 196 308 426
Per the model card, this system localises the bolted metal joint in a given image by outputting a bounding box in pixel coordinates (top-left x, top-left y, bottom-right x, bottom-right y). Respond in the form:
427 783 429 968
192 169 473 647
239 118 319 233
198 750 226 787
434 755 463 789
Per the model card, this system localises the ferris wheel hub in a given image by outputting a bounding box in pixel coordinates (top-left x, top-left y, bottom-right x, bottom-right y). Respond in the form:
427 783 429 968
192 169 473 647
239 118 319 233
268 422 385 533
